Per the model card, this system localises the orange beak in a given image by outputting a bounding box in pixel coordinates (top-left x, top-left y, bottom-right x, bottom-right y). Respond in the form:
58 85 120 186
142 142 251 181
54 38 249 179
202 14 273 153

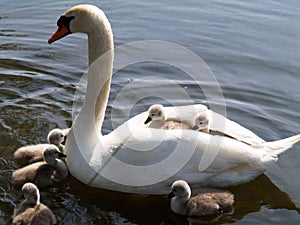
48 24 70 44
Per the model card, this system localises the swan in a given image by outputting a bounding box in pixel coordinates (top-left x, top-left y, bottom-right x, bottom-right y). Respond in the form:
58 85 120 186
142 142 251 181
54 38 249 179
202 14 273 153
167 180 234 216
12 145 68 188
145 104 192 129
13 183 56 225
48 4 300 194
14 128 69 167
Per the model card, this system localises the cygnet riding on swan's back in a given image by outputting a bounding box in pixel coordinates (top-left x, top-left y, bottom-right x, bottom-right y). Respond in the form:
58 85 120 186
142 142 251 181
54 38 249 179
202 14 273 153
193 112 210 133
14 128 69 167
48 4 300 194
168 180 234 216
144 104 192 129
12 145 68 188
13 183 56 225
193 112 253 145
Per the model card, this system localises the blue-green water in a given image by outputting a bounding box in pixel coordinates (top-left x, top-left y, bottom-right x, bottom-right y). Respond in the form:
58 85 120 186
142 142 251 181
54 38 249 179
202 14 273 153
1 0 300 224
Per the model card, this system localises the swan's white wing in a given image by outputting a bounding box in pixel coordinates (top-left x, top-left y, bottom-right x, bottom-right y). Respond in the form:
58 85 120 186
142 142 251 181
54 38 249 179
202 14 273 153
97 124 267 192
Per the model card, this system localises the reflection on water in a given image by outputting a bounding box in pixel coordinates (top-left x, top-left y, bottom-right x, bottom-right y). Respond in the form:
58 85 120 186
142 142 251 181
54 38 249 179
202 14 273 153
1 0 300 224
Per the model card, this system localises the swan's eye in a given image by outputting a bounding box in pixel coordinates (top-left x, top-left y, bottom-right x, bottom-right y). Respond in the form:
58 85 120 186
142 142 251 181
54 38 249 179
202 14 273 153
57 15 75 31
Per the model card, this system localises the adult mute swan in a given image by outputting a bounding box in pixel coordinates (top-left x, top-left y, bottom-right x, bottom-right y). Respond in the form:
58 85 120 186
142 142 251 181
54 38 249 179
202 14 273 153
48 4 300 194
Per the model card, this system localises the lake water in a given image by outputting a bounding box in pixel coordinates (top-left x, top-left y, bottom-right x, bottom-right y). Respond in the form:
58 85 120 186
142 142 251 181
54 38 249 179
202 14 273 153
1 0 300 224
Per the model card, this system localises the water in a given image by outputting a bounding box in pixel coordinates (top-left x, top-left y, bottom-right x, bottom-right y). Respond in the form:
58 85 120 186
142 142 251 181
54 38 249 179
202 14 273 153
1 0 300 224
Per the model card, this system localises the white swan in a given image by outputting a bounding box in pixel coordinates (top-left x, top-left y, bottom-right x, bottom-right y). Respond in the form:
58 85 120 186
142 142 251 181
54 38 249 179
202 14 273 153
48 4 300 194
14 128 69 167
13 183 56 225
145 104 192 129
167 180 234 216
12 145 68 188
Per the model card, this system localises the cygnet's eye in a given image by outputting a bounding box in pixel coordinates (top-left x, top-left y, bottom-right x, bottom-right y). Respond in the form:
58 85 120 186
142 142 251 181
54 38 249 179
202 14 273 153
199 122 203 124
151 114 155 116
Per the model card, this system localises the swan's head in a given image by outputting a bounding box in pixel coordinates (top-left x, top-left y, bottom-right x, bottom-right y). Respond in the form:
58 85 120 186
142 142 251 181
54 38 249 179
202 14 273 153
47 128 65 146
22 182 40 204
167 180 191 200
144 104 165 124
48 4 109 44
43 145 67 164
194 112 209 130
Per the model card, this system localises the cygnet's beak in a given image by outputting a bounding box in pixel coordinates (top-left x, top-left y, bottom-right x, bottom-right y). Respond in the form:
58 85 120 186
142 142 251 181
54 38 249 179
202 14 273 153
144 117 152 124
192 125 199 130
167 191 175 199
58 152 67 158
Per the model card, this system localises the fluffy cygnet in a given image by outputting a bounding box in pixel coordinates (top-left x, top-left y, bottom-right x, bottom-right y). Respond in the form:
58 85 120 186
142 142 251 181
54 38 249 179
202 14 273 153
13 182 56 225
144 104 191 130
193 113 252 145
12 145 68 189
193 112 210 133
14 128 69 167
168 180 234 217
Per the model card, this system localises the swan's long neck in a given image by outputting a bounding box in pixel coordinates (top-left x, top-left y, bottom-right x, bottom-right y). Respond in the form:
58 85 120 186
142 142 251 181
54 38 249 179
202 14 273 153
83 15 114 133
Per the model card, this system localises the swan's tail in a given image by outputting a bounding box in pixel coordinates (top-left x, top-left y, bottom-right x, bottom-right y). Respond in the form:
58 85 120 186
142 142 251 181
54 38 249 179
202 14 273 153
257 134 300 157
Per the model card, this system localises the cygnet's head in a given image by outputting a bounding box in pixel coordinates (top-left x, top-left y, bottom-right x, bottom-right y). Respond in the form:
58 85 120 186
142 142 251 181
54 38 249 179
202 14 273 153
194 112 209 130
168 180 191 200
144 104 165 124
43 145 67 164
22 182 40 204
47 129 65 146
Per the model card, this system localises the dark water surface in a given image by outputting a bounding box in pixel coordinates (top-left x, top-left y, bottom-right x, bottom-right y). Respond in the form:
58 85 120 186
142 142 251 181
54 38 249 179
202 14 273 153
1 0 300 224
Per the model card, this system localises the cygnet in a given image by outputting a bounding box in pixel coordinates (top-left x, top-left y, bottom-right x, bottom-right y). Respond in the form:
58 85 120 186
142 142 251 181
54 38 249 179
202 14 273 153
12 145 68 188
168 180 234 217
144 104 191 130
13 182 56 225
